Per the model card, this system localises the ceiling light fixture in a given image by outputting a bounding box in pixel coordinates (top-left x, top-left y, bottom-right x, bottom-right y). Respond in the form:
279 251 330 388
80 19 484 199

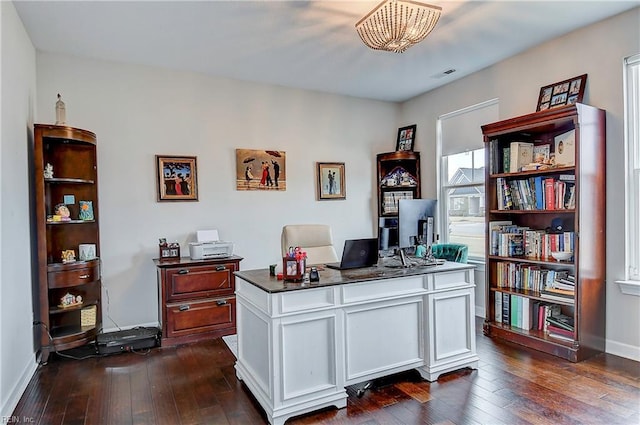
355 0 442 53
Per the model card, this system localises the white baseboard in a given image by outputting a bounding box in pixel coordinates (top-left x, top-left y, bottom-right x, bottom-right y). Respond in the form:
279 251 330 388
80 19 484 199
606 339 640 362
1 358 38 419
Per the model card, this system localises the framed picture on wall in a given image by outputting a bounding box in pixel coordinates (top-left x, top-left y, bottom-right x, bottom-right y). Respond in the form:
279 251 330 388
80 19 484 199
536 74 587 111
317 162 346 200
156 155 198 201
235 149 286 191
396 125 416 151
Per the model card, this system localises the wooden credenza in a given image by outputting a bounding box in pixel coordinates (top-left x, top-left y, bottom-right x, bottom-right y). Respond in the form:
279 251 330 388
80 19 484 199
154 256 242 346
234 262 478 425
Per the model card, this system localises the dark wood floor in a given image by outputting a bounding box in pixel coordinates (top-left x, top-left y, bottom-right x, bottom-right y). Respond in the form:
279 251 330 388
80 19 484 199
13 319 640 425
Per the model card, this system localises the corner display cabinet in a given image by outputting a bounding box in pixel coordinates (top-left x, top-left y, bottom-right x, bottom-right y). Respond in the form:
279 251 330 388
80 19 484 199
34 124 102 363
481 103 605 362
376 151 421 250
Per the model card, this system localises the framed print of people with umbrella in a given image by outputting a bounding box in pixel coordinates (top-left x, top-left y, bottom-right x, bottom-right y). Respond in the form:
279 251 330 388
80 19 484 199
236 149 286 191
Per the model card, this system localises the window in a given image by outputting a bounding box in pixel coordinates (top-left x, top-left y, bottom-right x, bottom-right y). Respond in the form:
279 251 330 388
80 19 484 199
438 100 498 261
622 53 640 288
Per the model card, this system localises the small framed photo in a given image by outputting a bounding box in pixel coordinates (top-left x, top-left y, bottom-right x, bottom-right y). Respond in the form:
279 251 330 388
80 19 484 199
537 74 587 111
156 155 198 201
396 125 416 151
317 162 346 200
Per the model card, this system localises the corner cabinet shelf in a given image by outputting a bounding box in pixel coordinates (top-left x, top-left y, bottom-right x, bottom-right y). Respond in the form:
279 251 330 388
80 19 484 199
376 151 421 250
34 124 102 363
481 103 606 362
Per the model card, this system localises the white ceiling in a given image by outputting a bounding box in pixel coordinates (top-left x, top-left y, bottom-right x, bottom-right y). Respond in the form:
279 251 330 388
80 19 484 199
13 0 639 102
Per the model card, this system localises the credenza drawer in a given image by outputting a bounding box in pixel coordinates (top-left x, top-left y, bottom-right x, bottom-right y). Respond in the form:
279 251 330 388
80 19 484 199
425 269 472 291
165 263 236 302
48 262 99 288
165 297 236 338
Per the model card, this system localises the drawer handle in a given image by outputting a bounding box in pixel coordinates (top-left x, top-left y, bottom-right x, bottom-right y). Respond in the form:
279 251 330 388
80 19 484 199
178 269 189 274
216 300 227 306
79 274 90 279
216 266 225 271
179 305 190 311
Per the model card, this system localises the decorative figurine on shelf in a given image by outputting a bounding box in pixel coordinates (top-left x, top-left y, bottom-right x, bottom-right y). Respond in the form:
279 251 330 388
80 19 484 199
78 200 94 220
44 163 54 179
61 249 76 264
55 93 66 125
59 292 82 308
54 203 71 221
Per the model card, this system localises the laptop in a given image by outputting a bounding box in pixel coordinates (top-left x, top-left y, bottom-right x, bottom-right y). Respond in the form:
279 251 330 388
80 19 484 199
326 238 379 270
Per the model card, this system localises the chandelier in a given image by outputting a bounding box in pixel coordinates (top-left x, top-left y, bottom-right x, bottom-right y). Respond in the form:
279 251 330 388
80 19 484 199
355 0 442 53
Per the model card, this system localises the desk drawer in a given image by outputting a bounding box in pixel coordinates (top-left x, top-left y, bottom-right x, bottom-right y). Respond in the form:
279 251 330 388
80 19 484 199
166 263 236 302
165 297 235 338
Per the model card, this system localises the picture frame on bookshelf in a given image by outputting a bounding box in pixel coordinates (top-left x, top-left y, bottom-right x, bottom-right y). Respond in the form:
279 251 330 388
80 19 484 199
396 125 416 152
317 162 346 200
156 155 198 201
536 74 587 111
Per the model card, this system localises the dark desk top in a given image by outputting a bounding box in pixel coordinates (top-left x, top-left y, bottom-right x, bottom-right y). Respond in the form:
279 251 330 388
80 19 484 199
234 261 474 293
153 255 243 268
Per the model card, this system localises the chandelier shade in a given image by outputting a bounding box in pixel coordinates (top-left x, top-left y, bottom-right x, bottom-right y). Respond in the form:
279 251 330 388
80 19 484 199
355 0 442 53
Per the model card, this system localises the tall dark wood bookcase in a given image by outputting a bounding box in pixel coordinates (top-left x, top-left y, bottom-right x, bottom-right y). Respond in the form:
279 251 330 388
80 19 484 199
481 103 606 362
33 124 102 363
376 151 421 250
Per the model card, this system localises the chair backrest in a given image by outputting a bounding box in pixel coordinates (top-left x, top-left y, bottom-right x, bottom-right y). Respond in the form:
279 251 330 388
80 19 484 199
281 224 339 265
431 243 468 263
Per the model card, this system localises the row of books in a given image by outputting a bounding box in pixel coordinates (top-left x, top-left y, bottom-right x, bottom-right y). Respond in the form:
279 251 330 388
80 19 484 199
495 292 573 334
487 130 576 174
496 175 575 211
545 312 575 341
493 261 575 297
490 222 575 259
381 191 413 215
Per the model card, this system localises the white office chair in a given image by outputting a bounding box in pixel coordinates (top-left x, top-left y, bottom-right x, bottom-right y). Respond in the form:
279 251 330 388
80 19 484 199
281 224 339 265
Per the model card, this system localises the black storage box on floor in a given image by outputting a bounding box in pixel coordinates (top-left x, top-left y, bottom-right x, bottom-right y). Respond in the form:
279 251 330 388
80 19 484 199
96 326 161 355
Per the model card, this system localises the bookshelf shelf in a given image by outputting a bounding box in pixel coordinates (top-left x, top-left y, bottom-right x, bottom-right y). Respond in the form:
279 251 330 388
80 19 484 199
482 103 606 362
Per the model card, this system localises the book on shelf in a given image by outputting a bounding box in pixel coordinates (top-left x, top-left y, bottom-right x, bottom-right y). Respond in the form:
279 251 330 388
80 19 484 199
533 144 551 164
490 221 513 255
539 303 562 331
540 290 575 304
502 292 510 325
554 129 576 167
547 325 574 342
510 142 534 172
502 147 510 174
546 313 575 331
495 291 503 323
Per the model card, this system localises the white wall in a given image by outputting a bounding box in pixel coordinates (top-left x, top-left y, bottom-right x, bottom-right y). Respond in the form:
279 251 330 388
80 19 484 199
404 7 640 360
0 1 38 418
35 53 399 330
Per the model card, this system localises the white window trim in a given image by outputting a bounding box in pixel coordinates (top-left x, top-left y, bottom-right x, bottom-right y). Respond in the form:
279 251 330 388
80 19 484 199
616 53 640 296
437 98 498 262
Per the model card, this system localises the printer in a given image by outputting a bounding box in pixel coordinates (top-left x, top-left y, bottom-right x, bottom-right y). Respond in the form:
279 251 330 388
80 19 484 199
189 229 234 260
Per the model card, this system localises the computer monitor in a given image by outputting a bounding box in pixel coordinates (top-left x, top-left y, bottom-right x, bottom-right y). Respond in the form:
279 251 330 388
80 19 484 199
397 199 437 250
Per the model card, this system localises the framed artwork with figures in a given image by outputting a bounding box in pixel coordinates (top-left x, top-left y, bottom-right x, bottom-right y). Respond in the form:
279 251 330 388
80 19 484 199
156 155 198 201
317 162 346 200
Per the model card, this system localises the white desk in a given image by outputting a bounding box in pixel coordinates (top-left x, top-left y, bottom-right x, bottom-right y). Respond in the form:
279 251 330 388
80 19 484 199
234 262 478 425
